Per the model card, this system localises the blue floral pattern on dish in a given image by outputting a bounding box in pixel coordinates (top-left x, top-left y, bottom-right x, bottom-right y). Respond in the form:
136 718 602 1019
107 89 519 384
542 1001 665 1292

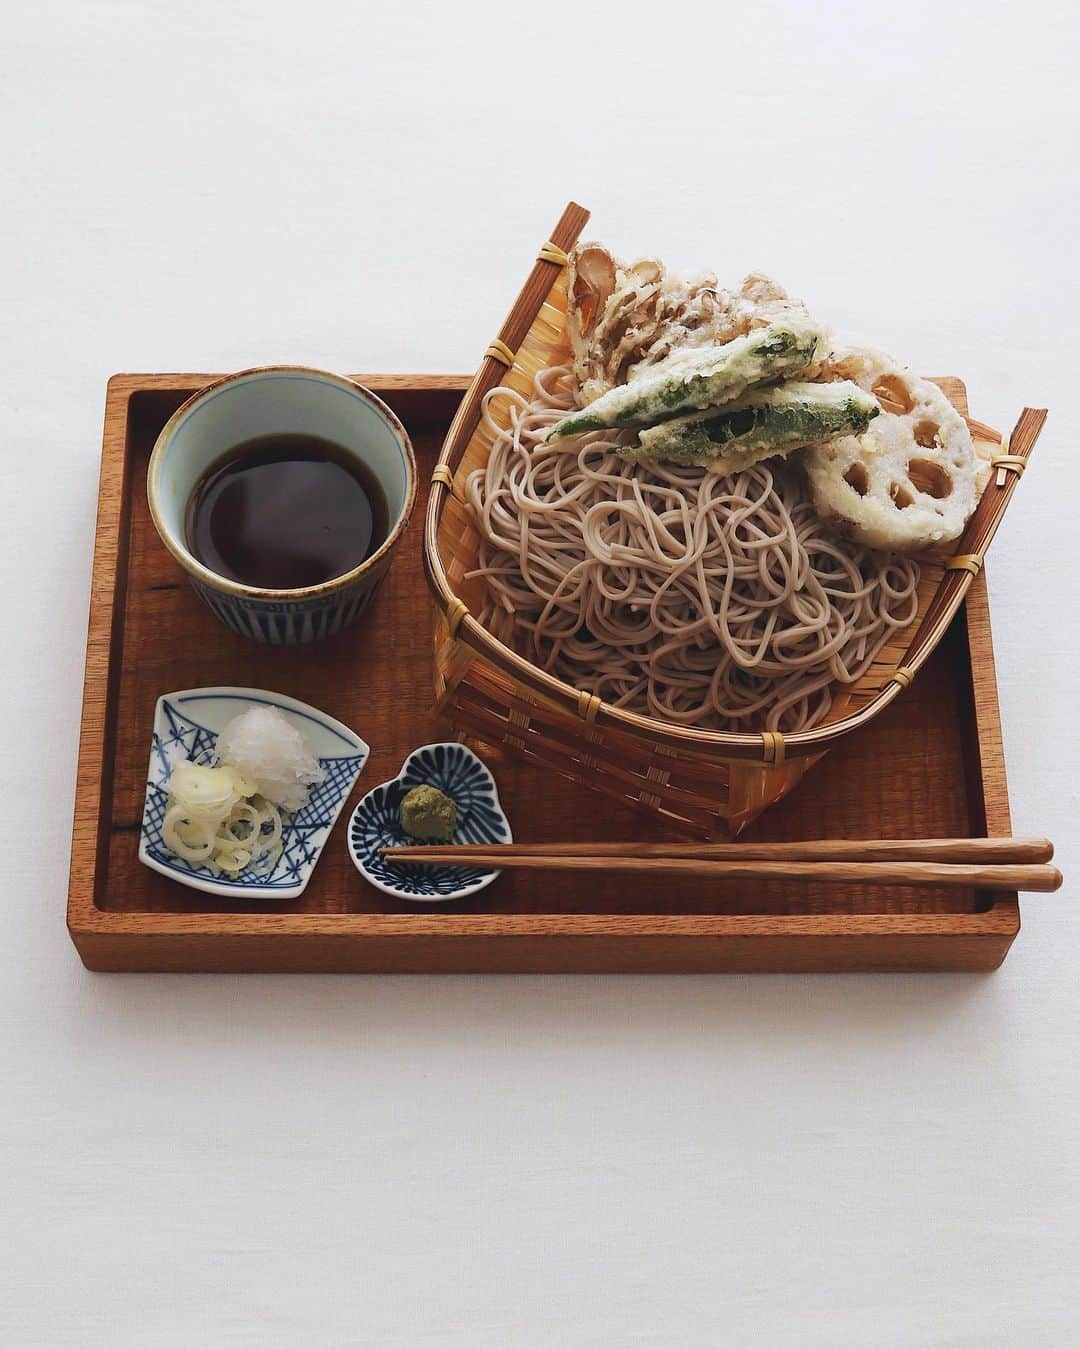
348 743 511 901
138 688 369 899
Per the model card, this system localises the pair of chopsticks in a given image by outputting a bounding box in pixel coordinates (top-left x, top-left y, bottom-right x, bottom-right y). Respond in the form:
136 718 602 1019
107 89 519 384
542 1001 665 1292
380 836 1061 892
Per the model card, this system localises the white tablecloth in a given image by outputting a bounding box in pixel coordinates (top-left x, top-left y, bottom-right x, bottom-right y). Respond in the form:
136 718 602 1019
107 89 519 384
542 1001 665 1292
3 1 1077 1343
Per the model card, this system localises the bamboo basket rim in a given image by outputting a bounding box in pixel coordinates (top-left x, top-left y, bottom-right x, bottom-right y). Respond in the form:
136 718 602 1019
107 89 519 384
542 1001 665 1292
423 201 1047 763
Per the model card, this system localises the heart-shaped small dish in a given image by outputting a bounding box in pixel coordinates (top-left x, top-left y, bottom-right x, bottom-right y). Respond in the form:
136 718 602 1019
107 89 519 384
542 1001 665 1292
348 743 511 902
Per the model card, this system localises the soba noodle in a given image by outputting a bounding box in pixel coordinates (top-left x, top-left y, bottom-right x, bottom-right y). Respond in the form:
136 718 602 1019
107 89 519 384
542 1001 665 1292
465 367 921 733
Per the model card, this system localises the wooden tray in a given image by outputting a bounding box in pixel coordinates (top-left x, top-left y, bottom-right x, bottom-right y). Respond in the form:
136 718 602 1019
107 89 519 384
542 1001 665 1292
67 373 1019 973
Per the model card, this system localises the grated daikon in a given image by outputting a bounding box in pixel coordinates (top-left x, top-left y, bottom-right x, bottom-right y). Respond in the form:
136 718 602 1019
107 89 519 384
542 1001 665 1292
214 706 325 812
160 705 324 877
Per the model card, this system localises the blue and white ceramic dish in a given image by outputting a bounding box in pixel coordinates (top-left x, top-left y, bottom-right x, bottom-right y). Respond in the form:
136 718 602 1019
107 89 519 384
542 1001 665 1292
139 687 369 899
147 366 416 645
348 743 511 902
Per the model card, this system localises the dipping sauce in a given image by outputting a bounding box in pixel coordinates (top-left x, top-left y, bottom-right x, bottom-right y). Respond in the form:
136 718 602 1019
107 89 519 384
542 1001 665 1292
185 433 389 590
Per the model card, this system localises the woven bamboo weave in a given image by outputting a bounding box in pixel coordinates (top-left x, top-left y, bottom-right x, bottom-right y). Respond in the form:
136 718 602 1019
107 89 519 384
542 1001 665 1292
423 202 1046 836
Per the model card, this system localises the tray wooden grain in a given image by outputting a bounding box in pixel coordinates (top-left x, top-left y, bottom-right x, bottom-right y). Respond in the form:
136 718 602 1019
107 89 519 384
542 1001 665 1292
67 373 1019 973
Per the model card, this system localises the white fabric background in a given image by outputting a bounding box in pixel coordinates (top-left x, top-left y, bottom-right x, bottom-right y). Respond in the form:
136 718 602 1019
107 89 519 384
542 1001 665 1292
3 2 1078 1344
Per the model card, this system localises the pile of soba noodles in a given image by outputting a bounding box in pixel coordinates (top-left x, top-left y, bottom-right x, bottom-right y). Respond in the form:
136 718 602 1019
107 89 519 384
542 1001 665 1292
460 244 972 735
465 367 920 733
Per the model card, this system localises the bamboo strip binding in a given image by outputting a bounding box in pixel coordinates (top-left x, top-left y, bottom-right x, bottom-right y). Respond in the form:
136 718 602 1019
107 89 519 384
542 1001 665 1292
445 598 468 639
537 241 569 266
577 691 602 724
993 453 1026 487
945 553 984 575
423 202 1048 836
484 339 516 367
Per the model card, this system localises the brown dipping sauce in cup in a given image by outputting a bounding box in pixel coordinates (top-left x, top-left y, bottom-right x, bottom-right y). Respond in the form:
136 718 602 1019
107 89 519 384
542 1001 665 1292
185 432 389 591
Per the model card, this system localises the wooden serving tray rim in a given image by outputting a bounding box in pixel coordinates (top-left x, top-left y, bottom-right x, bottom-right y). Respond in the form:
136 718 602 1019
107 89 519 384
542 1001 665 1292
67 373 1019 970
71 908 1019 939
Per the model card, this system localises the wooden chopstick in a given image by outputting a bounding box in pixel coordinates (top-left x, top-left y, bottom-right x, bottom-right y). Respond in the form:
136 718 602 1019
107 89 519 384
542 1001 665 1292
379 840 1062 893
385 836 1053 864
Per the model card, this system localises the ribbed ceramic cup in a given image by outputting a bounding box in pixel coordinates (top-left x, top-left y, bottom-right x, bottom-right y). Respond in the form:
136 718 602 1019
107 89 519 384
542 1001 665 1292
147 366 416 645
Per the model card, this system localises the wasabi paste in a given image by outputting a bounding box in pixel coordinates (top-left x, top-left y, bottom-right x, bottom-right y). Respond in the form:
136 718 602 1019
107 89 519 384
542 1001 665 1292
399 784 457 841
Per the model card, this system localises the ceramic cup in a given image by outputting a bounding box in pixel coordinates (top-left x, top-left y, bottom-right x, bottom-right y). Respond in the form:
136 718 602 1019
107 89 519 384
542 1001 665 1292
147 366 417 645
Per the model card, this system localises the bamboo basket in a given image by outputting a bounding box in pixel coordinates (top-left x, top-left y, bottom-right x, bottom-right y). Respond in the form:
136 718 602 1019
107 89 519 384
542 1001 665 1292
423 202 1046 837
